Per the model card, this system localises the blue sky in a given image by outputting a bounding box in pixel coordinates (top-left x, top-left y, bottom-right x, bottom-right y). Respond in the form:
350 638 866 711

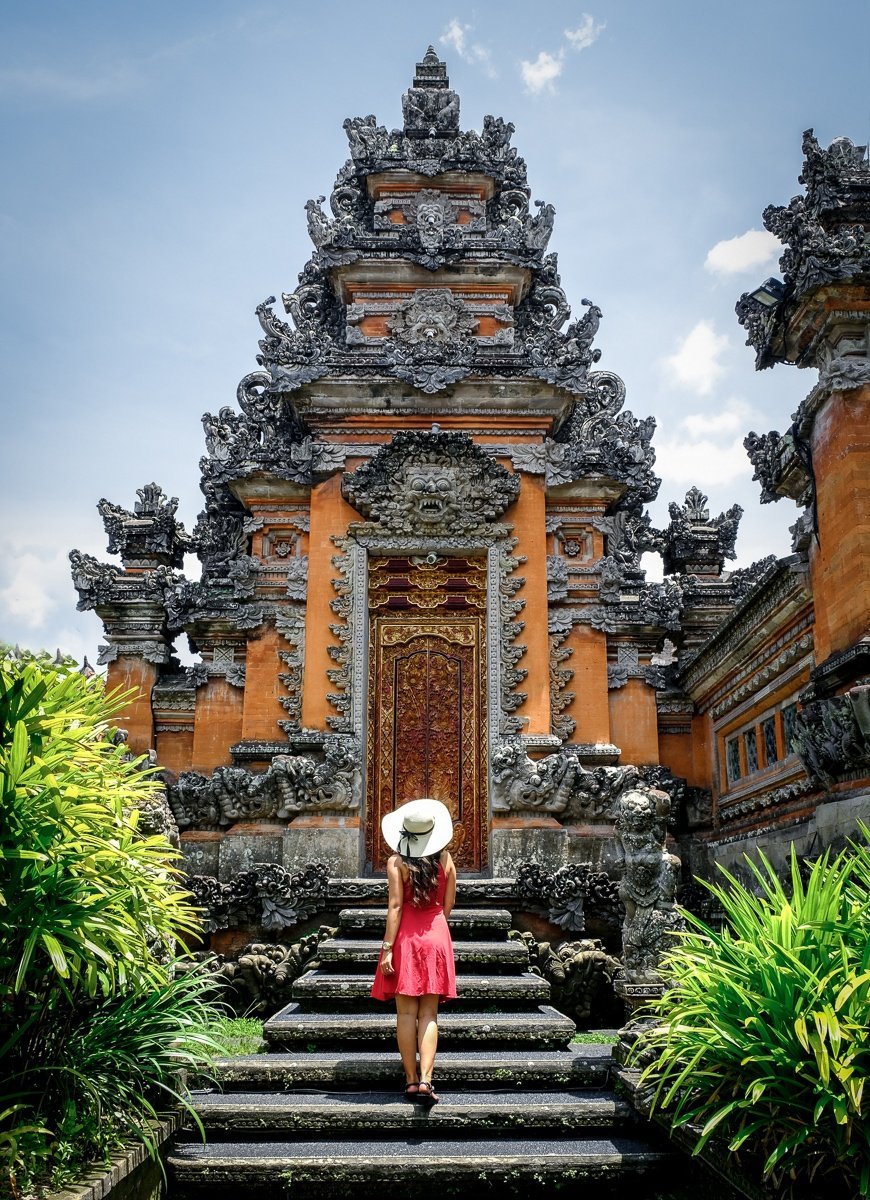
2 0 869 664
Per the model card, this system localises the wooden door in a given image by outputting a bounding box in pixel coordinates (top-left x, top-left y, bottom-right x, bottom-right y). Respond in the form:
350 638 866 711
365 555 488 873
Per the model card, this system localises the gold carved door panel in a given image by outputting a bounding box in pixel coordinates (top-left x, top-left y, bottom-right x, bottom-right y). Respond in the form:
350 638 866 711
365 556 488 873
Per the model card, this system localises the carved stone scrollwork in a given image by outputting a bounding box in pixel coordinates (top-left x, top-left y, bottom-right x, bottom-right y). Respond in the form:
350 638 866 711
790 687 870 786
186 862 329 935
326 540 355 733
276 609 305 732
381 288 478 392
546 372 659 505
616 786 684 988
342 428 519 535
491 739 639 820
166 735 361 830
548 616 575 741
744 430 786 505
515 862 622 933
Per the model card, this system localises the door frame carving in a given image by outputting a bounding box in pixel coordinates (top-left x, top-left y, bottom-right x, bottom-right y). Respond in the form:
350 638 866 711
329 527 527 876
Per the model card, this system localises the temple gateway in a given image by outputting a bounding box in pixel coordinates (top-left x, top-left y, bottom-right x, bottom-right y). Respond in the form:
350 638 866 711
72 50 870 920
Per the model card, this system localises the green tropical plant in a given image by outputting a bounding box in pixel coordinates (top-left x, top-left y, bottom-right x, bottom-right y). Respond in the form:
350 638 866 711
634 840 870 1197
0 652 224 1196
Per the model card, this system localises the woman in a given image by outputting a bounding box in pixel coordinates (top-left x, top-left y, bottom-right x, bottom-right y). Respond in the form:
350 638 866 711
370 797 457 1105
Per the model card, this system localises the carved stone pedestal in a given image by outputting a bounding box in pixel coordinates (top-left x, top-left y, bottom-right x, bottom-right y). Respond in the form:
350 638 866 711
283 815 361 877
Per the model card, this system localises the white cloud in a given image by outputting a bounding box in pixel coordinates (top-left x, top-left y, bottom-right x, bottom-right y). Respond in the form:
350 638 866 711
662 320 729 395
704 229 780 276
0 546 76 628
440 20 496 77
0 64 140 101
654 399 755 487
564 15 606 51
521 50 564 94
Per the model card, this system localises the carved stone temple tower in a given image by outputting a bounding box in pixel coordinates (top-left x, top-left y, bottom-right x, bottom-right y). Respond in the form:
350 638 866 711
72 49 764 887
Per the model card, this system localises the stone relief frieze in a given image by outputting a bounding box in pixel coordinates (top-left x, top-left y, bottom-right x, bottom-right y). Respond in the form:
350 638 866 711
167 735 361 830
548 616 575 741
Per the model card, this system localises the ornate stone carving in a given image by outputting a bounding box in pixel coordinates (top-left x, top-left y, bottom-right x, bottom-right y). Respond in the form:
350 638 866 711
546 372 659 505
817 354 870 394
187 862 329 934
662 487 742 576
209 931 333 1016
548 616 575 741
514 931 623 1027
277 609 306 732
546 554 569 603
491 739 639 820
736 130 870 368
402 46 460 138
167 736 360 829
790 687 870 786
744 430 786 505
380 288 479 392
342 428 519 534
616 786 684 987
515 861 622 933
97 483 189 568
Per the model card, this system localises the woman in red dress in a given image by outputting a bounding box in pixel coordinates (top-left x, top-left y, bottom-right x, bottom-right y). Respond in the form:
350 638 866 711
371 798 457 1104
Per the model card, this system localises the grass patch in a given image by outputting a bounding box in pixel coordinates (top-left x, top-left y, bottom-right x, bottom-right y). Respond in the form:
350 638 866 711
207 1016 266 1056
571 1030 617 1044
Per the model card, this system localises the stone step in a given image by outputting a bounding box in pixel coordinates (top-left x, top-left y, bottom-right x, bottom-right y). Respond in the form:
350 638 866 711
263 1003 576 1049
168 1135 672 1192
204 1045 614 1091
318 937 529 970
183 1089 636 1137
338 907 512 939
291 970 550 1004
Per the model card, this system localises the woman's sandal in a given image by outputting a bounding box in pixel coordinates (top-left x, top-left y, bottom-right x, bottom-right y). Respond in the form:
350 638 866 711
417 1080 439 1105
403 1082 420 1098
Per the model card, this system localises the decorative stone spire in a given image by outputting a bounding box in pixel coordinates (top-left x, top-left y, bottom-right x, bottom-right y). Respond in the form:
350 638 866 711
662 487 742 577
402 47 460 137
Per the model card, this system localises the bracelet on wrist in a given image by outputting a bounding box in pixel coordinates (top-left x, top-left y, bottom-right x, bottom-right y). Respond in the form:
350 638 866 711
381 940 393 951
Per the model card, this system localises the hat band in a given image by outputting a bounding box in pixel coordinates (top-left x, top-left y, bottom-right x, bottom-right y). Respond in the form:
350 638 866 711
397 823 432 856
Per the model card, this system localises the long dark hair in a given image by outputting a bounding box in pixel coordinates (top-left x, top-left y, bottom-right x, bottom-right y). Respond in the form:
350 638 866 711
400 851 442 907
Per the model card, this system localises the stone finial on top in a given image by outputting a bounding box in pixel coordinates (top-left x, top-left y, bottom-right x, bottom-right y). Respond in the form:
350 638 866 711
97 483 189 570
402 47 460 138
662 486 742 577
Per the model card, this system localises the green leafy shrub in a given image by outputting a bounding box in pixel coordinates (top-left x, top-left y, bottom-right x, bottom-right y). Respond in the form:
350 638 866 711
0 653 224 1196
634 840 870 1197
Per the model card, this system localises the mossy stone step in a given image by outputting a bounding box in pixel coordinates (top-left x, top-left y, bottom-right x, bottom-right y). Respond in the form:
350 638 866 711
318 938 529 970
291 970 550 1004
263 1003 575 1049
204 1045 613 1091
183 1089 636 1136
338 907 512 939
167 1135 671 1191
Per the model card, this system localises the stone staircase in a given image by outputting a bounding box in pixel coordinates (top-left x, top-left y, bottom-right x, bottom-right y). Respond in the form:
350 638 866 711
169 903 685 1198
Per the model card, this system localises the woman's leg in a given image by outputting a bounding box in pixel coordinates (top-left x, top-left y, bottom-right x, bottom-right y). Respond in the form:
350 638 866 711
394 993 420 1084
417 994 440 1084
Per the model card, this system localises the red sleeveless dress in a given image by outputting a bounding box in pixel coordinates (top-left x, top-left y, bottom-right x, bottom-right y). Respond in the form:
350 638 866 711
370 863 457 1002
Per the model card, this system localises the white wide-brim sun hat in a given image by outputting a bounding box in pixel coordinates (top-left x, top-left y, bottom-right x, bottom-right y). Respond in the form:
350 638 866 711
381 798 455 859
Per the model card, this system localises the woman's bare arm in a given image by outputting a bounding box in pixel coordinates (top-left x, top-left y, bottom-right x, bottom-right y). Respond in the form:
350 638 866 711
379 854 404 975
442 851 457 919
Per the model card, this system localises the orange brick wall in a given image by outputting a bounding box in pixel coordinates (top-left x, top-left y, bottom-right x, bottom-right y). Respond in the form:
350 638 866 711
301 474 359 730
608 678 659 765
242 625 286 740
810 386 870 661
191 678 244 771
106 657 158 755
155 728 194 776
507 470 552 735
563 624 610 744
